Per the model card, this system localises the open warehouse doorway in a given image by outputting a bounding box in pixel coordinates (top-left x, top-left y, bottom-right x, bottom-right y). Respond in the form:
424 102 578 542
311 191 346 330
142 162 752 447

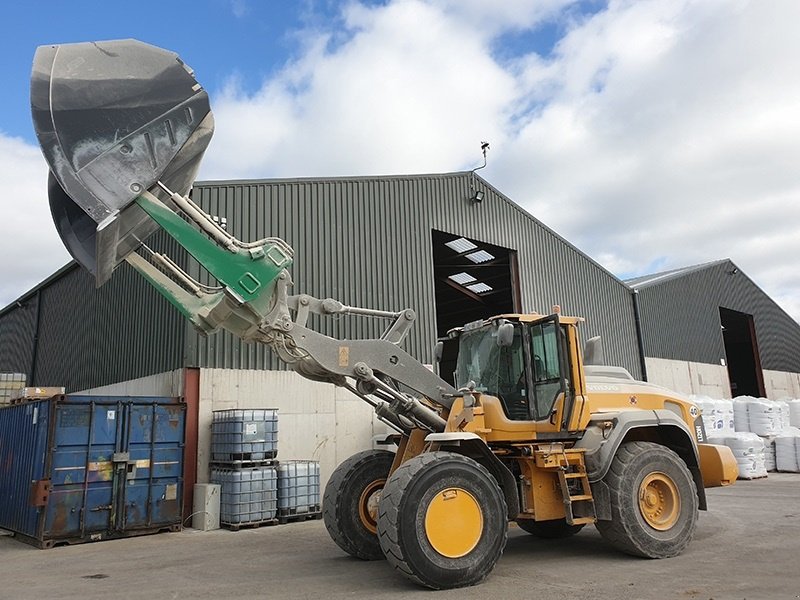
431 230 520 384
720 307 765 397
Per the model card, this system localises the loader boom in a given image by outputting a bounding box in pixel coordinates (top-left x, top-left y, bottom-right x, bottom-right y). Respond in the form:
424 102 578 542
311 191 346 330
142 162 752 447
32 39 454 436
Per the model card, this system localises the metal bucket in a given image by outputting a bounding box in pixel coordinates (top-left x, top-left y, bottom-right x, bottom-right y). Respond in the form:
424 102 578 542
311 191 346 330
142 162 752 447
31 39 214 284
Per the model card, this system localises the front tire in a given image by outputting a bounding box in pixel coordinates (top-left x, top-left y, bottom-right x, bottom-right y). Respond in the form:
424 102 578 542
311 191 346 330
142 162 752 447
323 450 395 560
596 441 698 558
377 452 507 589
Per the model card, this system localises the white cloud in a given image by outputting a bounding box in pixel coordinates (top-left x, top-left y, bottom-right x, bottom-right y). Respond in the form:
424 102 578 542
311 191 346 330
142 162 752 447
204 0 516 178
2 0 798 327
492 0 800 317
200 0 800 322
0 133 71 306
229 0 248 19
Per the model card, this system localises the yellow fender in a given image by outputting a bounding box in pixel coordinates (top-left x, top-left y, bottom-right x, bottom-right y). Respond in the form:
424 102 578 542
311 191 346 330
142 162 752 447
697 443 739 487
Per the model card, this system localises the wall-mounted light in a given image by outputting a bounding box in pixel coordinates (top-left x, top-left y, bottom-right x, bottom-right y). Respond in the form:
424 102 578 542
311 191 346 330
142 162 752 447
468 141 489 204
728 267 739 275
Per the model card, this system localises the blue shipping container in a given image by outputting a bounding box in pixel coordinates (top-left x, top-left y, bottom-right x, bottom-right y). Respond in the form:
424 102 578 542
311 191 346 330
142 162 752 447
0 395 185 547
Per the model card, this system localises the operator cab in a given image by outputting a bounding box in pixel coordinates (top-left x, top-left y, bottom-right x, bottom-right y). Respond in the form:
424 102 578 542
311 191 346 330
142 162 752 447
437 314 576 424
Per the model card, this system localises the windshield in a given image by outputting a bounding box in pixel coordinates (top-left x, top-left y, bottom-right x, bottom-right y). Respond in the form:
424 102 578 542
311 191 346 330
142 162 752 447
455 324 530 420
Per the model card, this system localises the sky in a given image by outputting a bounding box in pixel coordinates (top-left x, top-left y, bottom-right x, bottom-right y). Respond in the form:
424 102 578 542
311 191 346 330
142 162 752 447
1 0 799 322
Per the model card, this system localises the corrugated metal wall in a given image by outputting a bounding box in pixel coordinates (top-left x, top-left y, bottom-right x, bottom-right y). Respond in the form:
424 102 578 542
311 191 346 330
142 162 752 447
634 260 800 372
0 287 38 378
0 232 187 392
0 172 643 384
188 173 642 377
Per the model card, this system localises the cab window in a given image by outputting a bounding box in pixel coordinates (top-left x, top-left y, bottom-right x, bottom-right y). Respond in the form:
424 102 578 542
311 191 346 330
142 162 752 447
530 320 564 420
455 324 530 420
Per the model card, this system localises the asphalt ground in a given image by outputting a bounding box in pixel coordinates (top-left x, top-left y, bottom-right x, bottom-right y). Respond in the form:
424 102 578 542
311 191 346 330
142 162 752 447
1 473 799 600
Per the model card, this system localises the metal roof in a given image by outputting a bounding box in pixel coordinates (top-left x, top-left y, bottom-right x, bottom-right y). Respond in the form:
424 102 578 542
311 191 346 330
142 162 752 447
631 258 800 370
625 259 731 289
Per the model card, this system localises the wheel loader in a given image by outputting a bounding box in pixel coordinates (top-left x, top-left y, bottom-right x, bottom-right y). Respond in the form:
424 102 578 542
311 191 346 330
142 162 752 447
30 39 738 590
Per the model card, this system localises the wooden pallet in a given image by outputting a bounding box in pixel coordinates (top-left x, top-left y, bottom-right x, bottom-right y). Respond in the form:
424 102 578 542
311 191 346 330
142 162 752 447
210 459 278 468
277 510 322 525
221 519 279 531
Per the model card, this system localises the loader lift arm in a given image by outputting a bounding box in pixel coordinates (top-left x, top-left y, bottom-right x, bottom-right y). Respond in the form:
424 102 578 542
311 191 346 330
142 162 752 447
129 185 453 435
32 39 454 436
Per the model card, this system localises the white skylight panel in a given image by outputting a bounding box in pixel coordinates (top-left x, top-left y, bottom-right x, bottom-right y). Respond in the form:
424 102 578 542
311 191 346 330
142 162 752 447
445 237 477 253
467 282 493 294
448 272 476 285
465 250 495 263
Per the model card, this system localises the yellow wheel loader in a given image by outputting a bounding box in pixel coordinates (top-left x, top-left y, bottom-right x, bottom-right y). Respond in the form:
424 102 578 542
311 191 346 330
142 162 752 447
30 39 738 590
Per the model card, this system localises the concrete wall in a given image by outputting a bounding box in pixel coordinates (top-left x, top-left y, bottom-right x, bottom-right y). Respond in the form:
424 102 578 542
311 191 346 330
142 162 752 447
77 369 184 396
645 357 731 398
646 357 800 400
763 369 800 399
196 369 392 490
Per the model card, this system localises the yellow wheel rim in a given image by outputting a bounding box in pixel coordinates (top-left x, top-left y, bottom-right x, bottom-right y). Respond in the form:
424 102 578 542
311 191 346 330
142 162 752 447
358 479 385 534
638 472 680 531
424 487 483 558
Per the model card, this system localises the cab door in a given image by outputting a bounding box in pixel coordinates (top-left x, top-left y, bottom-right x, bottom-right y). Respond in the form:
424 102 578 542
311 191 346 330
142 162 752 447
525 315 578 436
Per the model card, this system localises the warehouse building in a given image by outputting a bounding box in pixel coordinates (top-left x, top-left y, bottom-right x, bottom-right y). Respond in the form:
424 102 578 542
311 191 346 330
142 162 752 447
628 259 800 400
0 172 639 502
1 172 798 511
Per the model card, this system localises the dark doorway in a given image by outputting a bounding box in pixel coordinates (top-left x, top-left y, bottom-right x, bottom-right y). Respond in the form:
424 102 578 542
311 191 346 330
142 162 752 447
720 307 765 397
431 230 519 339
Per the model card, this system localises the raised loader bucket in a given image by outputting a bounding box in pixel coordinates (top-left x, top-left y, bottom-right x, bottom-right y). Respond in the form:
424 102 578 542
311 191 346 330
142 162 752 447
31 39 214 285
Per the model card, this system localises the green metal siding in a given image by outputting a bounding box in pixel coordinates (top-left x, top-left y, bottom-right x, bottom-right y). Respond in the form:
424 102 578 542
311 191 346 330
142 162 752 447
187 173 642 377
0 172 644 384
0 233 187 392
0 289 38 379
633 260 800 372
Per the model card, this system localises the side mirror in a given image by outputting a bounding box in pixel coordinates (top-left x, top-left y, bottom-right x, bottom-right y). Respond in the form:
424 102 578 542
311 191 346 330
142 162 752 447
434 341 444 363
496 322 515 347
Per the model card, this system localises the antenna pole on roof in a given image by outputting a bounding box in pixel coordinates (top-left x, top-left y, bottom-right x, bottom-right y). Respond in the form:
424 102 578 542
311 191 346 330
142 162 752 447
471 141 490 174
469 142 490 203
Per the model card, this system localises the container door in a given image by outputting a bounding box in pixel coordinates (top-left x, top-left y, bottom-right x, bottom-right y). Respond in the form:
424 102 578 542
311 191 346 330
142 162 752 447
118 400 185 530
0 400 51 540
45 401 120 539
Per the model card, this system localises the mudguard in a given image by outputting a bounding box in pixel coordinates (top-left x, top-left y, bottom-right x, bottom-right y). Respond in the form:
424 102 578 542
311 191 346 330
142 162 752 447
577 409 708 511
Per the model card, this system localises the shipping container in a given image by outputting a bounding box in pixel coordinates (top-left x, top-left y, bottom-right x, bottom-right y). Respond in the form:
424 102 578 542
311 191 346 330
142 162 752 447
0 395 185 547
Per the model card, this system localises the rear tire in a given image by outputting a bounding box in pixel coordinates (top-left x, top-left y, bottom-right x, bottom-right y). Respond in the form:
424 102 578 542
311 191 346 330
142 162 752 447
516 518 584 539
323 450 395 560
596 441 698 558
377 451 507 589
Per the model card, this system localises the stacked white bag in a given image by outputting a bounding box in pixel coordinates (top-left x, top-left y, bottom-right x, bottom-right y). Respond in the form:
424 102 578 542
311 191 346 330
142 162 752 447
775 429 800 472
691 395 800 475
729 396 800 473
691 396 735 435
762 437 777 472
707 432 767 479
733 397 783 436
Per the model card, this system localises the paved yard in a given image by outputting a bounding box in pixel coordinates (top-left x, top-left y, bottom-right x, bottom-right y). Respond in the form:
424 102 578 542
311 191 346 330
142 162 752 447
1 474 799 600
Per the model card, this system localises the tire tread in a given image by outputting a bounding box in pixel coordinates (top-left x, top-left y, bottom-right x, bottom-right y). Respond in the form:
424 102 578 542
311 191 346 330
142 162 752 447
596 441 698 558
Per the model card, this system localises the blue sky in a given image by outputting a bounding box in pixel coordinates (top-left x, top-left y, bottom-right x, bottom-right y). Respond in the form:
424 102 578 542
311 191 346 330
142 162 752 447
1 1 320 140
1 0 799 322
1 0 599 142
